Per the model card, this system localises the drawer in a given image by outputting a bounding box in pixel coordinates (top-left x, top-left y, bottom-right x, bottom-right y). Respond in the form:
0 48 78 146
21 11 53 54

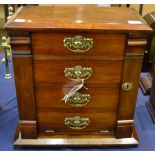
37 111 116 133
33 60 123 86
35 86 119 111
32 32 126 58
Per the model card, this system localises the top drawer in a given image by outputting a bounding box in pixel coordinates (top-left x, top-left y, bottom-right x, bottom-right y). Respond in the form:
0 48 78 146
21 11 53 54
32 32 126 58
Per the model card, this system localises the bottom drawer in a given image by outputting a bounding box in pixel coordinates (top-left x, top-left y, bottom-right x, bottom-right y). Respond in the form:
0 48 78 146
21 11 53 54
37 112 117 134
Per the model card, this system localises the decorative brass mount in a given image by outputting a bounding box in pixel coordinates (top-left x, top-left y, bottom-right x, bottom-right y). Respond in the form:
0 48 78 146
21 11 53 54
122 82 133 91
66 92 91 107
63 35 93 53
64 65 92 80
64 116 90 130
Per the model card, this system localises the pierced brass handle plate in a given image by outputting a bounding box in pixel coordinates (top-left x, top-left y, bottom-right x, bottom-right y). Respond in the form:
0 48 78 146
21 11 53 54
66 92 91 107
64 116 90 130
122 82 133 91
63 35 93 53
64 65 92 80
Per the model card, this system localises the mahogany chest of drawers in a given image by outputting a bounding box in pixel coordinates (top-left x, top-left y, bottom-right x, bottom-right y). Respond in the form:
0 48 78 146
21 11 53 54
4 5 152 146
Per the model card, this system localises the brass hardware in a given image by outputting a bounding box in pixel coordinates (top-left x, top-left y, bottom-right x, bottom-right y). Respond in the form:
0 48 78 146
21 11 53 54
64 65 92 80
64 116 90 130
122 82 133 91
63 35 93 53
1 37 12 79
66 92 91 107
7 6 14 21
45 130 55 133
99 130 110 133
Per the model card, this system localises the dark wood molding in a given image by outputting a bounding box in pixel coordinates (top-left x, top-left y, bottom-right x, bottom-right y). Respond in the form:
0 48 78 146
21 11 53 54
128 39 147 47
139 73 152 95
9 31 31 55
19 121 37 139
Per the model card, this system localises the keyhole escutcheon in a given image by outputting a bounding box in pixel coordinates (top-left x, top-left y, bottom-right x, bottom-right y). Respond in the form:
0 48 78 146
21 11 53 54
122 82 133 91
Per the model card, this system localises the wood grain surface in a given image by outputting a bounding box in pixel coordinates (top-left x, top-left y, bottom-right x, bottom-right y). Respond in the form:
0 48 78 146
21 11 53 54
32 32 125 57
4 6 152 32
33 60 123 86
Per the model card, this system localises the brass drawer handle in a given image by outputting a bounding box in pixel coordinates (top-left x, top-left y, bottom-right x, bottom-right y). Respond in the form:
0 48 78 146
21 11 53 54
64 116 90 130
63 35 93 53
64 65 92 80
122 82 133 91
66 92 91 107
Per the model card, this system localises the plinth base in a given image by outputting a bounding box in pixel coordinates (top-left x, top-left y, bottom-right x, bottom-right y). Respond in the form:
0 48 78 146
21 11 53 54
14 127 139 147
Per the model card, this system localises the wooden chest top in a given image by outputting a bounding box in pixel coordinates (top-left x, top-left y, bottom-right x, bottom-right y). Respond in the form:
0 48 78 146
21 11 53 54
5 5 151 32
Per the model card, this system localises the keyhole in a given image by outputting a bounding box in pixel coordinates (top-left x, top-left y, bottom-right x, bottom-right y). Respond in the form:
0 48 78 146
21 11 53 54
126 84 129 89
122 82 133 91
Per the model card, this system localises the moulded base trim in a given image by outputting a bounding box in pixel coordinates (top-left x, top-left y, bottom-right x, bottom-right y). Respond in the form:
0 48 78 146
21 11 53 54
14 126 139 147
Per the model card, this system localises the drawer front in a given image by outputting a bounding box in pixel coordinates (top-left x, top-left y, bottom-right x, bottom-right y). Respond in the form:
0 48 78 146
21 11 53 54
32 32 125 58
37 112 116 133
33 60 123 86
35 86 119 111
